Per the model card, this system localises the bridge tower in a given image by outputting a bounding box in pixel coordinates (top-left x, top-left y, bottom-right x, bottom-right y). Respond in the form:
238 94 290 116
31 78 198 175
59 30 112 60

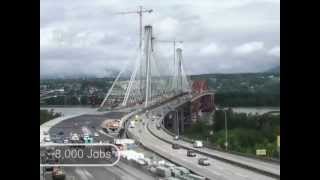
176 48 183 93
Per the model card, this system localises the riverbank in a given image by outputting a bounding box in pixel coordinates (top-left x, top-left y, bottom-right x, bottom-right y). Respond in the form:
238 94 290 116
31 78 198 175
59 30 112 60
231 107 280 115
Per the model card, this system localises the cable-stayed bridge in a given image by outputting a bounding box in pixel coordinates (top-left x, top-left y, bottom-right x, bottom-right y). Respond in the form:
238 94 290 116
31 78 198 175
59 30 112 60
95 25 279 179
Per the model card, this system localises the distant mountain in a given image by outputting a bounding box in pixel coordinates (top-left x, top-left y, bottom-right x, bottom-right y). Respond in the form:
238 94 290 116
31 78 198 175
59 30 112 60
265 66 280 73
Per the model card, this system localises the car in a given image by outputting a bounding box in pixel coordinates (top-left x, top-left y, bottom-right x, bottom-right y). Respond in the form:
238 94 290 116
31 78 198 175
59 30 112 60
63 139 69 144
172 143 180 149
58 131 64 136
173 136 180 140
198 158 210 166
44 136 51 142
193 140 203 148
94 132 99 137
187 150 196 157
45 166 54 172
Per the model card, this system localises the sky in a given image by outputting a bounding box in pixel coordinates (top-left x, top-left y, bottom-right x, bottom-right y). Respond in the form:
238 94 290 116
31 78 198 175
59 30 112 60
40 0 280 78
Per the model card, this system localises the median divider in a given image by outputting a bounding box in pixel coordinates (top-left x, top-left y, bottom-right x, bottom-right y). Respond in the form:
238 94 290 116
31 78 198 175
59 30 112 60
161 123 280 164
148 119 280 179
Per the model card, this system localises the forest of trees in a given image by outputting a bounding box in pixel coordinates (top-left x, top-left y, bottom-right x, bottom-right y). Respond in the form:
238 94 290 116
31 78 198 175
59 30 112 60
41 72 280 107
183 109 280 158
40 109 62 125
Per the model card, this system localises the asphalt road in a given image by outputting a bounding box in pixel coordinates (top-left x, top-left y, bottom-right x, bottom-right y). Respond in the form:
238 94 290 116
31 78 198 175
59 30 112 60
45 111 156 180
63 161 155 180
128 112 276 180
154 95 280 177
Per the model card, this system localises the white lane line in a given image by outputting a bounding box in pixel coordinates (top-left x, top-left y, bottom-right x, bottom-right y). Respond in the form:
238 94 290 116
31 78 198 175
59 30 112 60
234 172 249 179
82 168 94 179
74 168 89 180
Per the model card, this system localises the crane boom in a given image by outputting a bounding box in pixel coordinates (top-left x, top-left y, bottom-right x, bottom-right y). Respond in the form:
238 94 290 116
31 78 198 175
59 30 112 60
116 6 153 50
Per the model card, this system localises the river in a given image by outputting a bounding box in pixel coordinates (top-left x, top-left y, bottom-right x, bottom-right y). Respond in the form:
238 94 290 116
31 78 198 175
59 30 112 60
40 106 280 116
231 107 280 115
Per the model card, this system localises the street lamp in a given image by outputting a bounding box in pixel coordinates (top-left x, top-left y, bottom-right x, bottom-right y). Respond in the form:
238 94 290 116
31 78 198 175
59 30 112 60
216 107 228 151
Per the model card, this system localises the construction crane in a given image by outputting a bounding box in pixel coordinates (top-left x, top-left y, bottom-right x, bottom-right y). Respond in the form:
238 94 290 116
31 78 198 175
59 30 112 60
115 6 153 50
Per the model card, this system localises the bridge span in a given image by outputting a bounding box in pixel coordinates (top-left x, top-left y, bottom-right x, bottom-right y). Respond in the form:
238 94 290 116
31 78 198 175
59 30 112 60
124 93 279 179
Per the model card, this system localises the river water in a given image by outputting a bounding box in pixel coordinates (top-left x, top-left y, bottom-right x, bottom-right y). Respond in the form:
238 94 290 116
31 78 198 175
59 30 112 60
41 106 280 116
231 107 280 115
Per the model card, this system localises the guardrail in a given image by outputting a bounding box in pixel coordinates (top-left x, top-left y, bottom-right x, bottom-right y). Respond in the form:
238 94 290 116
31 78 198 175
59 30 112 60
122 93 279 179
162 125 280 164
125 124 206 179
148 121 280 179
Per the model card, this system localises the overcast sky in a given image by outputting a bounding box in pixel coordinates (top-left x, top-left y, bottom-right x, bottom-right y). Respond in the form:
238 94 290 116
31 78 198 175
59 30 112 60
40 0 280 78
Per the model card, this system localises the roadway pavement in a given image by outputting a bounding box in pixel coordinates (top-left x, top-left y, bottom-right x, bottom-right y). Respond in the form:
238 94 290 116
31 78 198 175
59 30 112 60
128 111 276 180
62 161 155 180
42 111 157 180
155 95 280 177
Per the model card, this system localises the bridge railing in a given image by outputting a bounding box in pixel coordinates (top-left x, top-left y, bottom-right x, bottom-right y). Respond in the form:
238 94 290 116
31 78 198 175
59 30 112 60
160 120 280 164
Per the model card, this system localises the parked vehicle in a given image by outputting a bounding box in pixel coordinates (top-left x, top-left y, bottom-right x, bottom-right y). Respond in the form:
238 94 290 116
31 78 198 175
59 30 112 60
52 167 66 180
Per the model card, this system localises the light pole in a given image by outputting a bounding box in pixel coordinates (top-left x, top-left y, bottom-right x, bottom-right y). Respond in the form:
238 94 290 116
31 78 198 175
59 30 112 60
224 110 228 151
216 107 228 151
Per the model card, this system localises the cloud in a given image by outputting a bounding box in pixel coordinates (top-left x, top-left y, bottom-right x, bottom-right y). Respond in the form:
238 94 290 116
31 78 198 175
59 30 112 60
233 41 264 55
40 0 280 77
200 43 225 56
268 46 280 57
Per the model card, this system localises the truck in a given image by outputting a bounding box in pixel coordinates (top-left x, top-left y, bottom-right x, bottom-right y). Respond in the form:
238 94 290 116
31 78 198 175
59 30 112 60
52 167 66 180
156 166 171 178
193 140 203 148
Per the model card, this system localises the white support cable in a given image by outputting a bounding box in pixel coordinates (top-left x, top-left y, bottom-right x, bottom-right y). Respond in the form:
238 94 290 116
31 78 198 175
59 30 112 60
151 52 169 100
122 52 141 106
100 64 126 108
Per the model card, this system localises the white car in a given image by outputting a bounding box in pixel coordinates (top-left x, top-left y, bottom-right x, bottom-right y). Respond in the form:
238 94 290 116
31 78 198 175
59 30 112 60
44 136 51 142
71 134 80 141
94 132 99 137
193 140 203 148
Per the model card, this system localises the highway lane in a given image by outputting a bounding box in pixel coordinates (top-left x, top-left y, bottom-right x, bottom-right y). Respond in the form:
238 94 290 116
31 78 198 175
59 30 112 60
49 112 125 138
128 113 275 180
153 96 280 177
44 111 156 180
63 160 155 180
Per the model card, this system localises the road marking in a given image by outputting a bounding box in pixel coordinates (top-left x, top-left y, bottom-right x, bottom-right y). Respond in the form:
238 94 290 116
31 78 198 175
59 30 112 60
234 172 249 179
83 168 94 179
75 168 89 180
